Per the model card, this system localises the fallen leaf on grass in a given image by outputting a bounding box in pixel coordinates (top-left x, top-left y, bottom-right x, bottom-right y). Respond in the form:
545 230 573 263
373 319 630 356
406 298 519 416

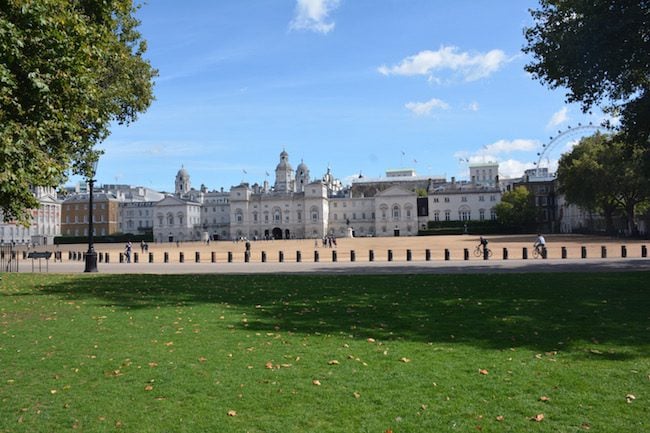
328 360 340 365
539 396 550 402
531 414 544 422
399 357 411 363
479 369 489 375
312 379 321 386
496 415 504 422
227 410 237 417
353 392 361 399
198 357 207 363
144 385 153 391
367 338 376 343
626 394 636 403
265 362 274 369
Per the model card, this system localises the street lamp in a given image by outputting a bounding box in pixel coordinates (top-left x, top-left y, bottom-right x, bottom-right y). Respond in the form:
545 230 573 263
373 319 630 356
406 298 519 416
84 160 99 272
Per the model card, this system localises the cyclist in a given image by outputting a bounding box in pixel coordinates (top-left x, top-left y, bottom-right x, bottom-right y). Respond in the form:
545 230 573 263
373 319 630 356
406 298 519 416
533 234 546 256
479 236 489 255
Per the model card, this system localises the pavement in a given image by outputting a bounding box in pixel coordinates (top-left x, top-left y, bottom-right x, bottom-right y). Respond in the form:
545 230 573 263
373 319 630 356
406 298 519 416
15 256 650 274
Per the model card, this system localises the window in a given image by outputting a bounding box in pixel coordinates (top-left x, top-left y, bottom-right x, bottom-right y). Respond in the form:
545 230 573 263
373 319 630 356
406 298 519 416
444 197 450 203
434 211 440 222
491 209 497 220
479 195 485 202
433 197 439 203
444 210 450 221
490 195 497 202
405 208 412 219
479 209 485 221
297 211 302 222
461 196 467 202
392 205 400 220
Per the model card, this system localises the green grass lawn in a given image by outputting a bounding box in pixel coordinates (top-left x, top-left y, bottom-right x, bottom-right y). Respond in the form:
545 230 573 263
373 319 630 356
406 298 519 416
1 272 649 433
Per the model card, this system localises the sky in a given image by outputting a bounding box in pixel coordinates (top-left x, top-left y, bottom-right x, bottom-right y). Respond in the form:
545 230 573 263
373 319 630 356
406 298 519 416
86 0 611 192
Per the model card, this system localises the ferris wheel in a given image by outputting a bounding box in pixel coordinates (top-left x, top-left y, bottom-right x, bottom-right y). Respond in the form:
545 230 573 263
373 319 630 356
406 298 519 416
534 122 607 176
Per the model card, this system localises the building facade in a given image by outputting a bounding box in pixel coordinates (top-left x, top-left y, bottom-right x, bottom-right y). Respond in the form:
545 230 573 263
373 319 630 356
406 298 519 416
0 187 61 245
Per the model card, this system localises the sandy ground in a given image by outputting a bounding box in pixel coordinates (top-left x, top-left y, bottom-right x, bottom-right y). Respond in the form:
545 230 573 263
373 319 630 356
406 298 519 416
16 234 650 267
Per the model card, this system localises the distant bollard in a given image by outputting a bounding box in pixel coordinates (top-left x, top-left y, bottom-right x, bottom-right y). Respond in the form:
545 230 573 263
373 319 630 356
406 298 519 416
406 249 412 261
164 252 169 263
314 250 319 262
105 253 110 263
483 247 489 260
641 245 647 258
522 247 528 260
350 250 356 262
502 248 508 260
601 246 607 259
621 245 627 258
542 247 547 259
244 251 250 263
387 249 393 262
296 251 301 263
279 251 284 263
463 248 469 260
261 251 267 263
99 252 103 263
332 250 337 262
228 251 233 263
22 251 27 259
561 246 567 259
425 249 431 261
211 251 216 263
581 246 587 259
119 252 124 263
149 252 154 263
133 252 139 263
179 252 184 263
196 251 201 263
369 250 374 262
444 249 450 261
68 251 72 260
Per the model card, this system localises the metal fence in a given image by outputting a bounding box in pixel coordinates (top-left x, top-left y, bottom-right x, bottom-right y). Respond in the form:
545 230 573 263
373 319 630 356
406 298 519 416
1 244 19 272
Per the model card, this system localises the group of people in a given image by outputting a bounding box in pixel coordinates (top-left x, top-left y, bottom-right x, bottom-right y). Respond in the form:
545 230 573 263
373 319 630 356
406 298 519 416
123 240 149 263
478 234 546 254
316 235 337 248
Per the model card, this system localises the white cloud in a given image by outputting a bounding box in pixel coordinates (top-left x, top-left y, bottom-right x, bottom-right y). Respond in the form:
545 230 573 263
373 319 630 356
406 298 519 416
467 101 480 112
547 107 569 129
405 98 450 116
378 45 511 82
497 159 536 179
289 0 340 34
480 139 539 155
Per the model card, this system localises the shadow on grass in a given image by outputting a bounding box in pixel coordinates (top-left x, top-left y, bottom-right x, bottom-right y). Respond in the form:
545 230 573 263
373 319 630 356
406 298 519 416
30 272 650 356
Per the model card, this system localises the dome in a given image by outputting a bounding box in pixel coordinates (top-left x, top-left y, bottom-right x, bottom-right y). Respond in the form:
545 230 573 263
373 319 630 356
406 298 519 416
177 166 189 179
296 160 309 174
276 150 292 171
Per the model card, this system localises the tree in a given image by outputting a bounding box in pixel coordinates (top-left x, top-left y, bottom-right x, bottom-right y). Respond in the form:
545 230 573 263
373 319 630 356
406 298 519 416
495 186 537 231
523 1 650 149
557 133 650 235
0 0 157 224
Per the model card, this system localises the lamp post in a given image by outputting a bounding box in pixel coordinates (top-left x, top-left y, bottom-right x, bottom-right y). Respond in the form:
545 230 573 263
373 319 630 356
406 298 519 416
84 160 99 272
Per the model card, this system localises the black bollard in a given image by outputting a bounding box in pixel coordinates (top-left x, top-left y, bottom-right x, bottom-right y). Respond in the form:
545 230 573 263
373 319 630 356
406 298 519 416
149 252 154 263
99 252 103 263
68 251 73 260
561 246 567 259
211 251 216 263
483 247 489 260
642 245 647 258
502 247 508 260
621 245 627 258
406 249 412 261
244 251 250 263
314 250 319 262
425 249 431 261
296 251 301 263
387 249 393 262
133 252 139 263
195 251 200 263
164 252 169 263
522 247 528 260
350 250 356 262
228 251 233 263
261 251 267 263
444 249 450 261
464 248 469 260
581 246 587 259
279 251 284 263
332 250 337 262
179 252 184 263
601 246 607 259
119 252 124 263
369 250 374 262
542 246 547 259
105 252 110 263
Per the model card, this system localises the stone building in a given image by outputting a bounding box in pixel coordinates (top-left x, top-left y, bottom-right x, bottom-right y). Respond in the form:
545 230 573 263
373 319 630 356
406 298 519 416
0 187 61 245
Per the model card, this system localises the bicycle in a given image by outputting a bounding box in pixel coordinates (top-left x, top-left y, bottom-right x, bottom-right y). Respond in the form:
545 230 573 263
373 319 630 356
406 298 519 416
473 244 492 258
532 244 545 258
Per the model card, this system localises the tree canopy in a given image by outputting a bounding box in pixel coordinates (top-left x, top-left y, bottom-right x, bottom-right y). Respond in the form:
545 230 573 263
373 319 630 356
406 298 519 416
523 1 650 148
557 133 650 235
0 0 156 223
494 186 538 231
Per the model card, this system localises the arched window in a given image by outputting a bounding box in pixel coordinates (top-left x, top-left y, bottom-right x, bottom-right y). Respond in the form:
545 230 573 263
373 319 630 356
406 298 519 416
167 214 174 226
392 205 400 220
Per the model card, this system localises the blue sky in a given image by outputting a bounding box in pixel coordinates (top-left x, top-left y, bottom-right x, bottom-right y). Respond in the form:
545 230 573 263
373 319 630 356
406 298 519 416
88 0 610 192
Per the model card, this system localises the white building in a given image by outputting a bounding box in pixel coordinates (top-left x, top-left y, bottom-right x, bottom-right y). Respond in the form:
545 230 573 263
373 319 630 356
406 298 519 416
150 150 502 242
0 187 61 245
